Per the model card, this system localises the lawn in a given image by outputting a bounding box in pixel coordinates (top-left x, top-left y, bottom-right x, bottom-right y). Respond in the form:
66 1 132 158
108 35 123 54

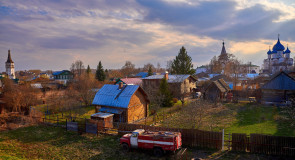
0 125 290 160
0 125 154 160
159 102 295 137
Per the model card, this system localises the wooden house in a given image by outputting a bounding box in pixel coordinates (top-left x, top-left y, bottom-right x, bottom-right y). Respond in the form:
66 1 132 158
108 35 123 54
142 72 197 98
261 72 295 104
204 78 231 102
114 78 142 86
52 70 74 85
92 83 149 123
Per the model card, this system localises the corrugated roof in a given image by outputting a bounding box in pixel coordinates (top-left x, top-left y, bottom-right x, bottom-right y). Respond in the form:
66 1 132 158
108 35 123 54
206 78 230 93
143 74 195 83
135 72 148 78
218 79 231 91
261 72 295 90
52 70 71 76
92 84 139 108
91 112 114 118
120 78 142 85
52 71 63 76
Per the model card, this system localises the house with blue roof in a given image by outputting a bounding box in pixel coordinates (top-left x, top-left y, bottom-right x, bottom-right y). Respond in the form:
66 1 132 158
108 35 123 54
92 83 149 122
52 70 73 84
135 72 148 78
261 71 295 104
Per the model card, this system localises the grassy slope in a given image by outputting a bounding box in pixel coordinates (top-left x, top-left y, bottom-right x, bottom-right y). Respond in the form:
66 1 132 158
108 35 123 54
0 125 152 160
1 125 283 160
160 103 295 137
225 104 295 136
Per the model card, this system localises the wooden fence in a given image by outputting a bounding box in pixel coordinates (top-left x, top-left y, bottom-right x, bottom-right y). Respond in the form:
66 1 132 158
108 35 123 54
231 133 248 152
118 123 223 149
250 134 295 156
42 114 295 157
228 133 295 157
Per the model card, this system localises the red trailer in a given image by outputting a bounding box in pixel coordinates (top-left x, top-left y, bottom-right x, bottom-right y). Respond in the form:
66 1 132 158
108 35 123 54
120 129 182 156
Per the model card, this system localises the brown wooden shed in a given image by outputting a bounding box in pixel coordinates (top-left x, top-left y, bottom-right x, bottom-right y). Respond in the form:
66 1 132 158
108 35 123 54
92 84 149 123
204 78 230 102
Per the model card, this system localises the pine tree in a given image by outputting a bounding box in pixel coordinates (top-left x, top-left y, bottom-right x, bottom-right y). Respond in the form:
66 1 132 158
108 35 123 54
171 46 195 75
95 61 106 81
86 65 91 75
148 66 153 76
158 78 173 107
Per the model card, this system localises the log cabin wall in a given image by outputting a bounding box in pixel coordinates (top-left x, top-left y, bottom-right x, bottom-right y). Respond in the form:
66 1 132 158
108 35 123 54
127 90 148 122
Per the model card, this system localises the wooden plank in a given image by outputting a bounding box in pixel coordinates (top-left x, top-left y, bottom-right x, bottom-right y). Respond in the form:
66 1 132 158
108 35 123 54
85 122 97 134
67 122 78 132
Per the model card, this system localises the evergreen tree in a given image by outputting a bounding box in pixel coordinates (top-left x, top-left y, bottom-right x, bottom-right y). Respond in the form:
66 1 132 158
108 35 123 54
95 61 106 81
158 78 173 107
86 65 91 75
171 46 195 75
148 66 153 76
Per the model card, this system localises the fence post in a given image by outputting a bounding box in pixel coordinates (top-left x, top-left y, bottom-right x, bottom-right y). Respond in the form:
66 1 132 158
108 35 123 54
85 118 87 133
222 129 224 151
57 115 59 126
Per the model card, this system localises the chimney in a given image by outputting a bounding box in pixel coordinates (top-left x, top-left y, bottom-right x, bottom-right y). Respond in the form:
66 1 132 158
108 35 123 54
119 82 124 89
164 71 168 80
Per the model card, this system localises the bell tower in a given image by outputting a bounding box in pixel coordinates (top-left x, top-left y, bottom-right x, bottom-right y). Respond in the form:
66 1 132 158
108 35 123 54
5 50 15 79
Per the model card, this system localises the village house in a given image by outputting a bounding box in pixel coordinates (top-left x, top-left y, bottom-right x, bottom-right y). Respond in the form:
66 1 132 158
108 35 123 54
261 71 295 104
204 78 231 102
92 83 149 123
142 72 197 97
52 70 74 85
114 77 142 86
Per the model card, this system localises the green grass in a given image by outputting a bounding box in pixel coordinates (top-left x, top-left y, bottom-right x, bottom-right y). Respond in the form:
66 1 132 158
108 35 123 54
159 102 295 137
0 125 280 160
225 104 295 136
0 125 155 160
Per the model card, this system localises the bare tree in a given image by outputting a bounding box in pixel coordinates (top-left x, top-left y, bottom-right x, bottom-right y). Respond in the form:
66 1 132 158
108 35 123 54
3 78 41 114
143 63 155 71
70 60 85 76
182 100 213 129
67 73 98 106
166 60 172 73
282 96 295 127
121 61 135 77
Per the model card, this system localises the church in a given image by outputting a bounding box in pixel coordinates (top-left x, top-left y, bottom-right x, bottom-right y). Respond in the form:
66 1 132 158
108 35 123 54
5 50 16 79
263 36 293 74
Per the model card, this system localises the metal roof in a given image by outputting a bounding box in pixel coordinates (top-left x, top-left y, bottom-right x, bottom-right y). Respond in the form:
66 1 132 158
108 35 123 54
52 70 71 76
206 78 230 93
143 74 194 83
135 72 148 78
92 84 139 108
91 112 114 118
261 72 295 90
117 78 142 85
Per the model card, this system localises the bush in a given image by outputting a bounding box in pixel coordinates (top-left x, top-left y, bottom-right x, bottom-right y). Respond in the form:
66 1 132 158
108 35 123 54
172 98 178 103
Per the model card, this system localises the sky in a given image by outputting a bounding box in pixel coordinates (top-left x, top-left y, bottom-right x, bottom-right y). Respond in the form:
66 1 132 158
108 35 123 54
1 0 295 72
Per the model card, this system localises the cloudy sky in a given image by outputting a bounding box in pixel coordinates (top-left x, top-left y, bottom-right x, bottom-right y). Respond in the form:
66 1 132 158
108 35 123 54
1 0 295 71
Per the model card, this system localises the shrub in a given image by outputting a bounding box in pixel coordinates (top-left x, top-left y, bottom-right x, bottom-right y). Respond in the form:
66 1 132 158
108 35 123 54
172 98 178 103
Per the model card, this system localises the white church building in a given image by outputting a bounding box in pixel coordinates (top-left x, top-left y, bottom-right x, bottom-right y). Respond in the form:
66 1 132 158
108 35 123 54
5 50 16 79
263 36 293 74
